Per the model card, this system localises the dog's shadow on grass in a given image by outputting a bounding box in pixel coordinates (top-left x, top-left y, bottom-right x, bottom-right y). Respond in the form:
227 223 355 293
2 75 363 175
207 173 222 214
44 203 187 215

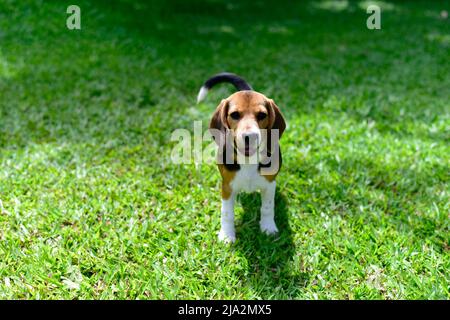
234 190 308 297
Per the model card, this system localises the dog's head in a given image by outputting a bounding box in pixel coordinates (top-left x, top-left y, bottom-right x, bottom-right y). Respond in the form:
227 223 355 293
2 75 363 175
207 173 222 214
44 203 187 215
209 91 286 157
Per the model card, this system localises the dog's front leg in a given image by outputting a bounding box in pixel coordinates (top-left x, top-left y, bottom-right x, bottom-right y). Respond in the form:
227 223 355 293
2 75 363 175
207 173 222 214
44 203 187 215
218 191 236 243
260 181 278 235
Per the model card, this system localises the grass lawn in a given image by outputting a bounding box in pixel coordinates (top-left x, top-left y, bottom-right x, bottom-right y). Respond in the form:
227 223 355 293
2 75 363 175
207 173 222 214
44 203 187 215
0 0 449 299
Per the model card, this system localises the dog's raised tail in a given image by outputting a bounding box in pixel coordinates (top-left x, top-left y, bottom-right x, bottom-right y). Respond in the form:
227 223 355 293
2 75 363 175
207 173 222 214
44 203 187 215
197 72 253 103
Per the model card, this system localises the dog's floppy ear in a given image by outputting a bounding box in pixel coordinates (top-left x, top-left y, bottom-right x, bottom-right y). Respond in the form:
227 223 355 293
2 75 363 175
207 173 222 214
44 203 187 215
209 98 229 132
209 99 230 146
266 98 286 138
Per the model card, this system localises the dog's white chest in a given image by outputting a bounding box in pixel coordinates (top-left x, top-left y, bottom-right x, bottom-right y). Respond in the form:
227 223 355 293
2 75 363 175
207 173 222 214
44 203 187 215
231 164 270 193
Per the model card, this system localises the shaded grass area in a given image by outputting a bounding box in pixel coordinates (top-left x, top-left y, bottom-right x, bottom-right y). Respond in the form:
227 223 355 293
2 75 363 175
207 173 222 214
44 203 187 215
0 0 449 298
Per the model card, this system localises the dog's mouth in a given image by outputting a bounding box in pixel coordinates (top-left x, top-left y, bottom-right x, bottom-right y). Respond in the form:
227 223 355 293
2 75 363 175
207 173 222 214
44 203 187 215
243 146 254 157
235 145 256 157
236 136 258 157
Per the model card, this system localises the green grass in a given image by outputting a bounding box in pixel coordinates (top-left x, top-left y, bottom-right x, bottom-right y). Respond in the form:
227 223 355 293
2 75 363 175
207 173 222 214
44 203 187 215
0 0 449 299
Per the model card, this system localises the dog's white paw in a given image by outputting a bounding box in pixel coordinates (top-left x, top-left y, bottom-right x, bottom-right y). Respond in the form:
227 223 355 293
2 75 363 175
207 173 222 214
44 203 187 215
218 229 236 243
260 219 278 235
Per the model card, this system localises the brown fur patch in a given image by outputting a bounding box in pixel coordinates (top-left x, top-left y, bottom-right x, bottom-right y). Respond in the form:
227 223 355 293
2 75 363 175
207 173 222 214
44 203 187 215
218 164 236 199
263 173 278 182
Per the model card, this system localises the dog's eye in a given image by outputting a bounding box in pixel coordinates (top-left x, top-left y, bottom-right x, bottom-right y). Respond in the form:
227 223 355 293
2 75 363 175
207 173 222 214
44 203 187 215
229 112 240 120
257 112 267 121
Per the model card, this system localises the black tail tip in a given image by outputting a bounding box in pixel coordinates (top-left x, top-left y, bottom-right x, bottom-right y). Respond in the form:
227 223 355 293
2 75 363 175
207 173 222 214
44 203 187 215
197 72 252 103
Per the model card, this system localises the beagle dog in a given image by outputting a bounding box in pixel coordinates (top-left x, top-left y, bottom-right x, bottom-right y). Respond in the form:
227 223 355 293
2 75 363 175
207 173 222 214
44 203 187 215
197 73 286 243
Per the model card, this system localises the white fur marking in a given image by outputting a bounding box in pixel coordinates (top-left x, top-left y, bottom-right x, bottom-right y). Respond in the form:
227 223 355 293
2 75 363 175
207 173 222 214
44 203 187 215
230 164 271 193
197 86 209 103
